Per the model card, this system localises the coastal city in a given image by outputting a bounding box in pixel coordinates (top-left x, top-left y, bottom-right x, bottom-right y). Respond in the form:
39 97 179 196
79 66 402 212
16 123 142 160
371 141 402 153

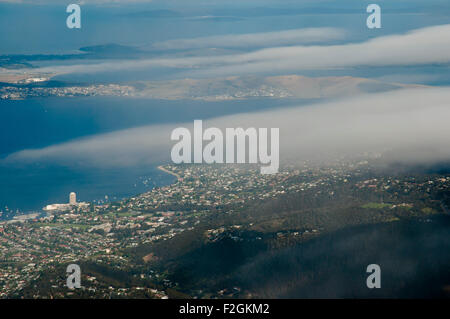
1 161 449 298
0 83 136 100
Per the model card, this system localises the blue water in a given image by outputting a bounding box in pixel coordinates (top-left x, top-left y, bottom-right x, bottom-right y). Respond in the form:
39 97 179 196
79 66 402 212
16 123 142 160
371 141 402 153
0 164 174 214
0 96 294 213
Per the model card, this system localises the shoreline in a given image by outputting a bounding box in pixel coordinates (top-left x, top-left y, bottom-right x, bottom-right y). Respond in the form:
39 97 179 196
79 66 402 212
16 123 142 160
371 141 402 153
157 165 181 180
2 166 179 220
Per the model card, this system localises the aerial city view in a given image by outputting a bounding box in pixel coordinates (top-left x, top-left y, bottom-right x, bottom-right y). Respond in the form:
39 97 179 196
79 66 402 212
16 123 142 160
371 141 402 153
0 0 450 305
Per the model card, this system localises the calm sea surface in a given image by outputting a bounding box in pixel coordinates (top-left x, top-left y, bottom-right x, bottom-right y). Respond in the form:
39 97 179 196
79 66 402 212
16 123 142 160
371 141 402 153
0 96 296 213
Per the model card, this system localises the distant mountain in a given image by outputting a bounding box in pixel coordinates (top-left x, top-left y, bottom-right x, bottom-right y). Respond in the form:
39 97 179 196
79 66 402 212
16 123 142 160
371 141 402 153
0 44 146 68
134 75 427 101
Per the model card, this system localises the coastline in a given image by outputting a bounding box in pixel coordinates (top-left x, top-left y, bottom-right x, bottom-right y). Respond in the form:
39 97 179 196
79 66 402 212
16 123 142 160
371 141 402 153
2 166 177 221
157 165 181 180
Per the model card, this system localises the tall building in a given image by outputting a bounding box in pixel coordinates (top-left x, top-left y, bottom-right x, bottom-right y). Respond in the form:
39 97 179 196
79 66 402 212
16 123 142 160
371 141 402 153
69 192 77 205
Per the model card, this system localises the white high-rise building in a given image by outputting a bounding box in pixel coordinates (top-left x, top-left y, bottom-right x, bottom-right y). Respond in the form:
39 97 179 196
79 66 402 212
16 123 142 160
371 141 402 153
69 192 77 205
43 191 88 211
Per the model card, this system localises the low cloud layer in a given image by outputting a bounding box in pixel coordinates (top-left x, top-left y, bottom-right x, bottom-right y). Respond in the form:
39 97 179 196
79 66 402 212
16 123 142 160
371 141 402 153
150 28 346 50
35 24 450 78
6 87 450 169
192 24 450 77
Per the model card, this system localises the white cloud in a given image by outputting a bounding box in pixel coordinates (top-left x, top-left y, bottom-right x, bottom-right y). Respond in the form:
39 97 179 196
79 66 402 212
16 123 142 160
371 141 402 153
6 87 450 168
151 28 347 50
193 24 450 77
36 24 450 77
